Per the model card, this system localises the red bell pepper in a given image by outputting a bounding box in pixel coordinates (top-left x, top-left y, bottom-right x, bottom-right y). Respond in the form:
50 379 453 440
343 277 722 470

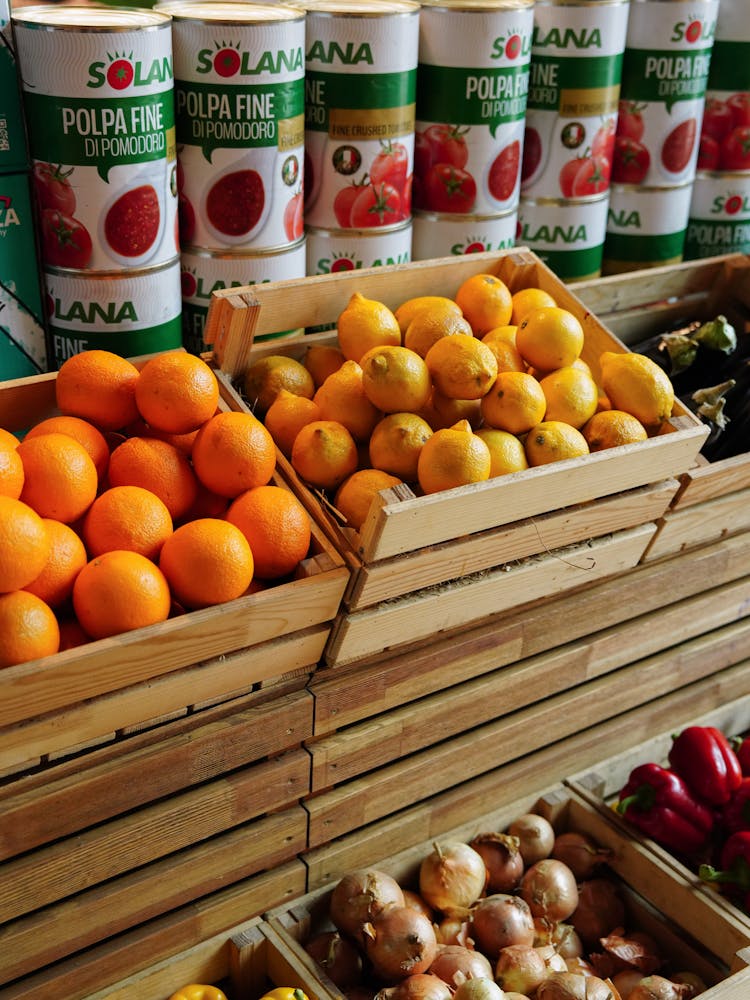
615 762 714 855
722 777 750 834
699 830 750 911
668 725 743 806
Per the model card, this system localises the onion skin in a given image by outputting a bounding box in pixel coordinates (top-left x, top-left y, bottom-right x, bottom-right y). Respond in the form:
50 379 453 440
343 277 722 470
420 841 488 914
364 904 439 982
534 920 584 959
331 870 405 944
403 890 435 922
626 977 693 1000
434 917 473 948
520 859 579 922
374 974 452 1000
612 970 645 999
495 944 547 996
429 944 493 986
570 879 626 950
305 931 364 989
470 894 535 959
552 832 612 880
470 833 524 893
536 971 622 999
452 979 506 1000
507 814 555 866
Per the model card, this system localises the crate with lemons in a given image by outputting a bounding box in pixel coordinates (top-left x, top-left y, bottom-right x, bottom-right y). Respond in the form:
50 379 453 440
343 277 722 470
206 249 708 666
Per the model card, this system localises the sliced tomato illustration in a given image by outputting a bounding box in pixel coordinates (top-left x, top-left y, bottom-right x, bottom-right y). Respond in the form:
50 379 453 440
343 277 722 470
206 169 265 237
105 184 160 258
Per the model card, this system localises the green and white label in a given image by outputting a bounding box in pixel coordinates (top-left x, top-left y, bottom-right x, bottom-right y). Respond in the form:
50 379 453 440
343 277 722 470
685 172 750 259
604 182 692 265
518 195 608 280
411 212 516 262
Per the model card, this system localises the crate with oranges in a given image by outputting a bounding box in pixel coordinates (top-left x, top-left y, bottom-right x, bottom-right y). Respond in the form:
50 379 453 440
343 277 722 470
204 248 708 667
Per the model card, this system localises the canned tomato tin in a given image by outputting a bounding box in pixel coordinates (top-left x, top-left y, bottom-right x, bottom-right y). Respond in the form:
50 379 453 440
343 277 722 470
12 5 178 273
684 172 750 259
516 194 609 281
1 0 30 174
180 239 306 353
521 1 629 203
411 210 516 261
303 0 419 232
414 0 534 217
602 181 693 274
306 221 411 274
614 0 720 189
697 2 750 175
159 1 305 253
45 257 182 367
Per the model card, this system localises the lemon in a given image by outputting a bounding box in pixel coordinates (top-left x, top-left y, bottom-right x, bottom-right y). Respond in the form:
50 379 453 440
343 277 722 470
524 421 590 467
538 366 600 429
417 419 491 495
475 428 529 477
337 292 401 364
599 351 675 428
516 307 584 372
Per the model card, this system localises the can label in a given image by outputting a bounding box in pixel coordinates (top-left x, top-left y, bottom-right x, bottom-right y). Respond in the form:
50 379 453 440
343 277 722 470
614 0 719 188
521 2 629 202
603 182 693 268
699 83 750 173
517 195 608 280
0 0 29 174
411 211 516 261
13 11 178 272
45 258 182 366
180 239 306 352
684 172 750 259
0 172 48 379
169 6 306 252
304 6 419 231
415 3 534 216
306 223 411 274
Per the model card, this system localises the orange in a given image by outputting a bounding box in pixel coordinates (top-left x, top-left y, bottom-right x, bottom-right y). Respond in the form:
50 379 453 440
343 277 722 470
314 360 382 443
82 486 173 559
403 307 473 359
304 343 346 388
336 292 401 363
475 428 529 477
135 351 220 434
480 370 547 435
24 414 110 481
368 412 433 481
394 295 463 335
524 421 590 467
0 496 51 592
454 273 513 335
191 411 276 498
334 469 403 532
182 484 230 522
73 550 172 639
0 437 24 499
0 427 19 450
227 485 312 580
244 355 315 417
360 345 432 413
18 432 98 524
136 423 202 456
159 518 254 609
481 324 518 347
264 388 322 457
425 333 498 400
0 591 60 667
510 286 557 326
24 518 87 608
417 419 491 495
516 307 584 372
538 366 600 429
480 332 526 375
108 436 199 521
55 349 140 431
425 389 482 431
582 409 649 452
291 420 359 491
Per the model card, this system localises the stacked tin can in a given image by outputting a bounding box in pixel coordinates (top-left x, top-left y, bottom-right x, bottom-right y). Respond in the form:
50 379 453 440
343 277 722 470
602 0 719 274
684 0 750 260
159 1 307 353
12 5 183 369
518 0 630 282
411 0 534 261
303 0 418 275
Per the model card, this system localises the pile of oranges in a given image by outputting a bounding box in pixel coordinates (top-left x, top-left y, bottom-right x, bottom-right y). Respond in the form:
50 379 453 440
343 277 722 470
242 273 674 533
0 350 313 668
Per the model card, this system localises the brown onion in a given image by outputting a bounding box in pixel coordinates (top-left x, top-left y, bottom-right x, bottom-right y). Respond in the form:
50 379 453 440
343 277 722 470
537 971 622 1000
374 974 452 1000
469 833 524 893
534 920 584 959
306 931 363 989
570 879 626 949
420 841 488 914
430 944 493 986
331 870 405 943
552 832 612 880
520 859 579 922
627 977 693 1000
403 889 435 921
507 814 555 865
672 971 707 992
470 894 535 959
452 978 506 1000
536 945 568 974
495 944 547 996
364 904 439 982
565 958 595 977
434 916 473 948
612 971 645 999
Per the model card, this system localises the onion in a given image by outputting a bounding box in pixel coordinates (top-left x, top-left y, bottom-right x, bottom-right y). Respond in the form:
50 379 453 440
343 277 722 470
534 920 584 959
403 889 435 921
469 833 525 893
570 879 626 949
495 944 547 996
420 841 488 914
434 916 473 947
536 945 568 974
374 974 453 1000
470 894 535 959
364 904 439 982
306 931 363 989
520 859 579 922
430 944 493 986
552 832 612 880
612 971 645 999
331 870 405 943
627 977 693 1000
672 971 707 992
565 958 595 977
452 978 506 1000
536 971 622 1000
507 814 555 865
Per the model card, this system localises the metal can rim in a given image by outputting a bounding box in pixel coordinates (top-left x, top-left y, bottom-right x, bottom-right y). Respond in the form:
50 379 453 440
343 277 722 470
413 207 520 223
44 255 182 280
181 237 307 261
12 4 172 30
305 221 413 239
156 0 304 23
301 0 420 16
419 0 533 10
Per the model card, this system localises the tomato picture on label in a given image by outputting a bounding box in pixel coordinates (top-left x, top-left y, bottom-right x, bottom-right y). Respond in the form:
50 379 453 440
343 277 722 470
414 131 434 178
213 47 241 78
370 141 409 195
661 118 697 174
616 101 646 142
697 133 720 171
179 192 196 246
424 124 470 170
701 98 733 142
33 163 76 215
107 58 134 90
612 136 650 185
727 92 750 129
40 209 93 268
591 118 616 164
331 256 356 273
181 269 198 298
487 140 520 203
571 155 610 197
206 169 265 237
283 192 304 242
725 195 744 215
105 184 161 259
685 19 702 43
424 163 476 214
720 126 750 171
505 33 522 59
349 182 401 229
521 126 542 183
333 179 367 228
559 157 583 198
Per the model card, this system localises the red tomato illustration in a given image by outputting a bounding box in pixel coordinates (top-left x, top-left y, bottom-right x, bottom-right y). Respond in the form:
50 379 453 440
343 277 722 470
370 141 409 194
33 162 76 215
206 169 265 237
349 182 401 229
400 174 413 218
488 140 520 202
697 133 720 171
521 126 542 182
720 126 750 171
283 192 304 242
331 257 355 273
617 101 646 142
214 47 241 78
559 157 583 198
725 194 744 215
105 184 160 258
701 98 733 142
333 182 365 228
424 163 476 214
107 58 134 90
178 193 196 245
571 155 610 197
727 92 750 129
424 124 470 170
612 136 651 184
661 118 697 174
591 118 616 163
40 209 93 268
181 270 198 298
414 131 434 178
505 33 522 59
685 19 702 43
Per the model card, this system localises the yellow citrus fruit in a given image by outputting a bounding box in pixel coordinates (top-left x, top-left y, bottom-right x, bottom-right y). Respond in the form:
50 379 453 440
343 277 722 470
334 468 403 532
360 344 432 413
264 389 322 458
524 421 590 467
454 273 513 335
337 291 401 363
510 286 557 326
314 359 382 442
0 496 51 593
135 351 220 434
538 366 600 429
516 307 585 372
480 371 547 435
599 351 675 428
403 307 473 359
475 428 529 477
304 343 346 389
582 409 649 452
291 420 359 491
480 332 526 374
425 333 499 400
426 389 482 430
394 295 463 335
159 518 254 610
482 325 518 347
368 412 433 481
0 590 60 667
417 419 491 495
244 354 315 418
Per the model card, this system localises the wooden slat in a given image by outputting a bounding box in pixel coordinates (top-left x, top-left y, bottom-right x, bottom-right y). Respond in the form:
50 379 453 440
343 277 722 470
675 453 750 509
644 486 750 562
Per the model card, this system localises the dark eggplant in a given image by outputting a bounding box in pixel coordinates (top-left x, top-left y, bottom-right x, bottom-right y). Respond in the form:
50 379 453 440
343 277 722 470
629 321 702 376
691 360 750 462
630 316 738 395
